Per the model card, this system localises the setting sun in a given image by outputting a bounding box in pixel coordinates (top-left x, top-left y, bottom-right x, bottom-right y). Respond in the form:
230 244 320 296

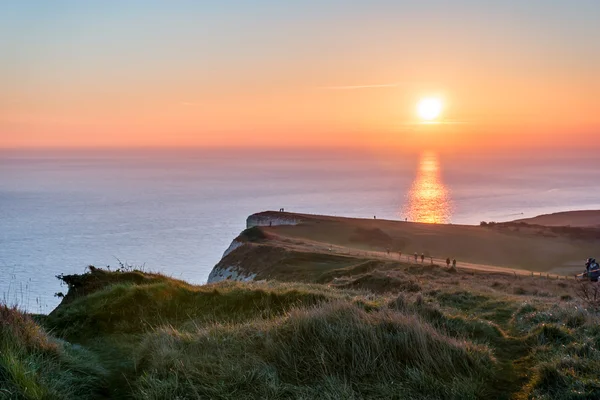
417 98 443 121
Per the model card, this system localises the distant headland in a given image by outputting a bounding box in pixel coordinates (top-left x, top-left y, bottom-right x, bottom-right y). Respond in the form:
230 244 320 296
209 209 600 283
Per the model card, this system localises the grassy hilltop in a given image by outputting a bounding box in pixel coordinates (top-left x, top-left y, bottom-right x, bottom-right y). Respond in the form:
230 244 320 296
213 211 600 282
3 211 600 399
2 263 600 399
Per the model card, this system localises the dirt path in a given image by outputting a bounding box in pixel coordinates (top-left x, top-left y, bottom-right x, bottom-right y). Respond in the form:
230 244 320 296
271 234 570 279
257 211 597 274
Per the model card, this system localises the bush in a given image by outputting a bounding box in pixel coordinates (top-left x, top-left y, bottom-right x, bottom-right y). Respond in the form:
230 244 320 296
575 280 600 311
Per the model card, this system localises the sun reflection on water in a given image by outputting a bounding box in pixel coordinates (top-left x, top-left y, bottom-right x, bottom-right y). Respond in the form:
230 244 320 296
402 152 452 223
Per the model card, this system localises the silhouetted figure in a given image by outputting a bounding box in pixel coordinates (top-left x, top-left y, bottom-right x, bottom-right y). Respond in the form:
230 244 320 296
398 251 402 259
386 248 390 255
430 257 433 265
405 218 408 222
586 258 600 282
420 253 425 263
374 215 376 219
269 221 272 227
452 258 457 268
446 258 451 267
414 252 418 262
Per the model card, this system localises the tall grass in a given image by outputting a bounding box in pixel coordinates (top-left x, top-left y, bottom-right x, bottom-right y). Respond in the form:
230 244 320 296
4 264 600 399
0 304 106 399
133 302 496 399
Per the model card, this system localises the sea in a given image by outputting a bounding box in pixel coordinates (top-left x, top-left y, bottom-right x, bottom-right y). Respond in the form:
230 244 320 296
2 148 599 313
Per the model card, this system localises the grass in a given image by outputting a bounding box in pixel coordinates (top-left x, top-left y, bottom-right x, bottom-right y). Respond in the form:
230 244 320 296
4 263 600 399
0 304 106 399
47 267 343 340
134 302 495 399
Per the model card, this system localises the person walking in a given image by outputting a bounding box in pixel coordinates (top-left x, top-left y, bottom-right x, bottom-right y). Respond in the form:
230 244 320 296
414 252 418 263
452 258 457 268
446 257 451 267
421 253 425 263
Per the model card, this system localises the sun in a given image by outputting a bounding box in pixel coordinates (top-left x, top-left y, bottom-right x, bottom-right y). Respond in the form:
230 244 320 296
417 97 443 121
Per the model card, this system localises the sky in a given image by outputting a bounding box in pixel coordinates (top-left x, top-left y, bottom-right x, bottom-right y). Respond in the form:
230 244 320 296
2 1 600 151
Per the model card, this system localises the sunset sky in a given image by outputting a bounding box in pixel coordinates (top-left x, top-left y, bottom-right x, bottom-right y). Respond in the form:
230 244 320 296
2 1 599 150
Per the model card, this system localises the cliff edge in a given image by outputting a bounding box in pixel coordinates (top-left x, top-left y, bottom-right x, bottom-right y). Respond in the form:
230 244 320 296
208 210 599 283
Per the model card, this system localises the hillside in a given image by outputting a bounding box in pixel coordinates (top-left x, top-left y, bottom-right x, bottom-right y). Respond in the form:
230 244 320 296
3 264 600 399
513 210 600 228
210 211 597 282
3 211 600 399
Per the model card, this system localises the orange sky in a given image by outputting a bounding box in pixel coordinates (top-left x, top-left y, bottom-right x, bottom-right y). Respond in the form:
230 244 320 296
2 2 599 151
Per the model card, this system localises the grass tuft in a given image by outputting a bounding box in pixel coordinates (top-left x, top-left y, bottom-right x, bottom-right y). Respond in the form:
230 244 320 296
133 302 496 399
0 304 106 399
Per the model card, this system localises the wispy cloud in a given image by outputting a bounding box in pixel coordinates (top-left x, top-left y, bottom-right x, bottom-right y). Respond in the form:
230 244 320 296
322 82 403 90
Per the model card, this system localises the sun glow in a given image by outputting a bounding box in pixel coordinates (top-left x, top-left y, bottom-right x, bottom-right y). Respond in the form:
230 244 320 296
417 98 443 121
402 152 452 223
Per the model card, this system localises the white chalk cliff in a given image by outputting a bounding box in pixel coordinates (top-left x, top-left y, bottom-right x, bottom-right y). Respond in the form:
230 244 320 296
208 212 303 283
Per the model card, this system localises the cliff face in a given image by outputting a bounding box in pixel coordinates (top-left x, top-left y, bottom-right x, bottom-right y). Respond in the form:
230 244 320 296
221 239 244 258
246 212 301 228
208 239 255 283
208 212 305 284
207 262 257 283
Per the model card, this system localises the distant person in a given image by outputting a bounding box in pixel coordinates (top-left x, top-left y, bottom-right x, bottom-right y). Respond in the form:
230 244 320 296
269 221 272 227
586 258 600 282
421 253 425 263
585 258 592 278
430 257 433 265
374 215 377 219
414 252 418 262
446 258 451 267
398 251 402 259
386 247 390 255
452 258 457 268
405 218 408 222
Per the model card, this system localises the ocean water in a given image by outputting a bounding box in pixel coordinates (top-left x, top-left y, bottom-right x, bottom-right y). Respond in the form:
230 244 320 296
2 148 599 313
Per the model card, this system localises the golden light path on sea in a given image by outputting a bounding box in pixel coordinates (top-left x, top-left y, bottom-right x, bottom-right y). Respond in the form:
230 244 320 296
402 152 452 223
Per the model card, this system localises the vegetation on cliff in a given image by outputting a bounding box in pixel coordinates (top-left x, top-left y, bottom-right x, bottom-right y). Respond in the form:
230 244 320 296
2 263 600 399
